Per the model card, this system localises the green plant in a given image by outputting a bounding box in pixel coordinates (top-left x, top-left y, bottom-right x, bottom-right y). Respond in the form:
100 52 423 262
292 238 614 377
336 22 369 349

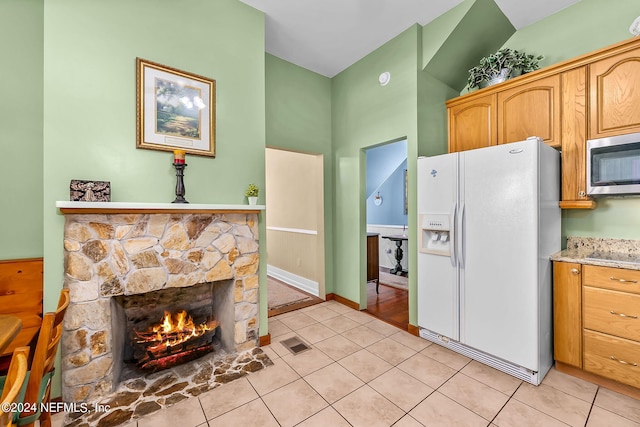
245 183 259 197
467 48 544 89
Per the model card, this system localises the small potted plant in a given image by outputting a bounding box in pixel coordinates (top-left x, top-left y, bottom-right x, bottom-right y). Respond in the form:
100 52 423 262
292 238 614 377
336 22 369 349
467 48 544 91
245 183 259 205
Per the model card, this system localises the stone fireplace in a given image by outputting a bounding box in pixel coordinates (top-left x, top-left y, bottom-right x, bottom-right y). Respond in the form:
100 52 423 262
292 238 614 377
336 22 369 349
58 203 263 404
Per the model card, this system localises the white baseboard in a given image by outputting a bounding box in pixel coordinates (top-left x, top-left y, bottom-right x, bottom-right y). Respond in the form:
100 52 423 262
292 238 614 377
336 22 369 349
267 265 319 297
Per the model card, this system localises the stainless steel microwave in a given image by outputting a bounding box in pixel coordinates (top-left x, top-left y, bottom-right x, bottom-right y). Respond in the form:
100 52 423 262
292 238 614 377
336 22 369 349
587 132 640 196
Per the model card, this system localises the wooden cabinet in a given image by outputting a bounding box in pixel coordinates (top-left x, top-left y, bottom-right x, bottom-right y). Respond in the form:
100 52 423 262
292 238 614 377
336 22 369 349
583 265 640 390
497 75 561 147
583 286 640 341
448 93 496 153
446 39 640 208
366 233 379 286
589 47 640 138
446 38 640 208
553 262 582 368
583 264 640 293
559 67 592 208
553 262 640 394
583 330 640 389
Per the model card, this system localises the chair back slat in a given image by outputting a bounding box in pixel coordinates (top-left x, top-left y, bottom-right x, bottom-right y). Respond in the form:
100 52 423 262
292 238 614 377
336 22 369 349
16 289 69 426
53 289 69 327
0 346 29 427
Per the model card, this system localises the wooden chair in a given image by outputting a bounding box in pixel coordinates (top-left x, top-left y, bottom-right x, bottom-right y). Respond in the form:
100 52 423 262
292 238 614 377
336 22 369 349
0 259 44 372
0 347 29 427
14 289 69 427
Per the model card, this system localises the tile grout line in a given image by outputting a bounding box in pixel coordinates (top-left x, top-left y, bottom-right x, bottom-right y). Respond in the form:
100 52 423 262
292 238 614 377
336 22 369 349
188 301 637 427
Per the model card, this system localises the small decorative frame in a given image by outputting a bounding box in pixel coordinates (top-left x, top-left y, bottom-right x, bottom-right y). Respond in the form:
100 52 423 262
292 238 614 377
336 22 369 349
136 58 216 157
70 180 111 202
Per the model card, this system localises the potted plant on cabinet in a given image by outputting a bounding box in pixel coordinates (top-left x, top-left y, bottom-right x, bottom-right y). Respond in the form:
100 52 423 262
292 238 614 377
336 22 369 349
467 48 544 91
245 183 259 205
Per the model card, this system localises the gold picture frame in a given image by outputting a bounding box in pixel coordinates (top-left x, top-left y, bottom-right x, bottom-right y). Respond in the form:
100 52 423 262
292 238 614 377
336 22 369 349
136 58 216 157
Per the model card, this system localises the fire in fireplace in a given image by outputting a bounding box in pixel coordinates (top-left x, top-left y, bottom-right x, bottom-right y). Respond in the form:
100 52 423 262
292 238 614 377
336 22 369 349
132 309 220 372
113 281 233 376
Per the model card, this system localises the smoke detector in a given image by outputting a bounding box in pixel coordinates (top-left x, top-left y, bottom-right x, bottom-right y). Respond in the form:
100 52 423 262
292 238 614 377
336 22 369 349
378 71 391 86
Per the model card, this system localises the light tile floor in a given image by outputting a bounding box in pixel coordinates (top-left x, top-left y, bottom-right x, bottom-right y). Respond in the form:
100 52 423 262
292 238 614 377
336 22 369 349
51 300 640 426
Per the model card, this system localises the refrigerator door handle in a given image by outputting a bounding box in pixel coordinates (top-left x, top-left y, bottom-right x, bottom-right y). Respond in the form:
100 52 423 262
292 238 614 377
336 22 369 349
450 203 457 267
458 203 465 267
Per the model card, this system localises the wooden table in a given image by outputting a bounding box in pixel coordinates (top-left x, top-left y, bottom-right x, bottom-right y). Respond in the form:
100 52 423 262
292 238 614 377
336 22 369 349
382 234 408 275
0 315 22 354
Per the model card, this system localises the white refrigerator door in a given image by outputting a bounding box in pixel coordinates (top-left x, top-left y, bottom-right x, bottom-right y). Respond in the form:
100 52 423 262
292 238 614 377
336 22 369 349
417 154 459 340
459 140 540 371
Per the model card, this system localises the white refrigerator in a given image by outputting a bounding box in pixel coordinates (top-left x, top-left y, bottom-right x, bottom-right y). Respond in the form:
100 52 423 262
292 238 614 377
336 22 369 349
417 137 560 384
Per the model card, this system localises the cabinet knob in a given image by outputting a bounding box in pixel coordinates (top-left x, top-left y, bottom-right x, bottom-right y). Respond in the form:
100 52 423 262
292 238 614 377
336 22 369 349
578 191 586 198
571 268 579 275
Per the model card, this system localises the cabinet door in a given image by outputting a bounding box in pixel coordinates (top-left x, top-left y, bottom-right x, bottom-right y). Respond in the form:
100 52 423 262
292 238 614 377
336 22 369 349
561 67 589 203
497 75 561 147
448 93 496 153
553 262 582 368
590 47 640 138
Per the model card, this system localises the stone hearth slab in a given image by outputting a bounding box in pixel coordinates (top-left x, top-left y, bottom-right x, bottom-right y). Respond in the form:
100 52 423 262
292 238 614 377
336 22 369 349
63 347 272 427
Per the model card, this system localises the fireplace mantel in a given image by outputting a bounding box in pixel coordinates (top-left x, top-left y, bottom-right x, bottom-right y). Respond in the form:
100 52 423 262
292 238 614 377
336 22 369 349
56 201 265 215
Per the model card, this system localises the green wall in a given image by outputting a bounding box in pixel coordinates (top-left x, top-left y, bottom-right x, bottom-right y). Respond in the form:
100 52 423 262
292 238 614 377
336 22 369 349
500 0 640 242
41 0 266 398
331 26 420 320
264 54 334 294
417 71 459 157
4 0 640 402
0 0 44 259
422 0 515 91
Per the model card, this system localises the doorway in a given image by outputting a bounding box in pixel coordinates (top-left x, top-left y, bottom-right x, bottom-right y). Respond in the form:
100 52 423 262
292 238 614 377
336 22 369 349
364 140 409 329
265 148 325 316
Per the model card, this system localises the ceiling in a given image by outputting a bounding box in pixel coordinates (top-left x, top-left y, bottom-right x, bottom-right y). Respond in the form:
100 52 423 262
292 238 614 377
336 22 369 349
238 0 582 77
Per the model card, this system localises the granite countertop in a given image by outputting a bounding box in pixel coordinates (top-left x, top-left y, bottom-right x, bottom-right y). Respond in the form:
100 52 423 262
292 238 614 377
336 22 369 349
551 237 640 270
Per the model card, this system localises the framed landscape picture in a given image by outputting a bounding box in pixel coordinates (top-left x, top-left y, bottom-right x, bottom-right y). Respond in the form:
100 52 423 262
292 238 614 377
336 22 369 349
136 58 216 157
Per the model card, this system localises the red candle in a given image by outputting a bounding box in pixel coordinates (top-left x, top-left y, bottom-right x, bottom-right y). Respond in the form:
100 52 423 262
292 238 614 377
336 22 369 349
173 150 186 164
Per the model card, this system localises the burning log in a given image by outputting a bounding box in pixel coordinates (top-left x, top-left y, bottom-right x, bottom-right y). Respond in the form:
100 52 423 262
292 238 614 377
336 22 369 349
138 344 214 372
131 309 219 370
134 310 218 344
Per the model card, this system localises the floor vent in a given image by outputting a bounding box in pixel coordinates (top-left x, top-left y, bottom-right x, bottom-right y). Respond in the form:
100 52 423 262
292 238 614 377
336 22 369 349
280 336 311 355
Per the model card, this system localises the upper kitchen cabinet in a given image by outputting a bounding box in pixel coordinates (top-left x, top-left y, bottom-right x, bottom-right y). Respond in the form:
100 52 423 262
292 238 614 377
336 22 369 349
560 67 594 209
589 47 640 139
447 93 496 153
497 75 560 148
447 37 640 209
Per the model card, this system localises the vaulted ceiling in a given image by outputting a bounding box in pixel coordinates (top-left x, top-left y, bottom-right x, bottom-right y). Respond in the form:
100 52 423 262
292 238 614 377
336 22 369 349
239 0 582 77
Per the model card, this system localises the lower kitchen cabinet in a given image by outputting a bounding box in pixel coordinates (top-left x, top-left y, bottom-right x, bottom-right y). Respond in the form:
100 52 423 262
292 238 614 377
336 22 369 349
553 262 640 396
584 330 640 389
553 262 582 367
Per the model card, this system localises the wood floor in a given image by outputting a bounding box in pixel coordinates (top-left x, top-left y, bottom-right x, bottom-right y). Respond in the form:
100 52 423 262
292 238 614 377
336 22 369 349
364 280 409 330
266 273 409 331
